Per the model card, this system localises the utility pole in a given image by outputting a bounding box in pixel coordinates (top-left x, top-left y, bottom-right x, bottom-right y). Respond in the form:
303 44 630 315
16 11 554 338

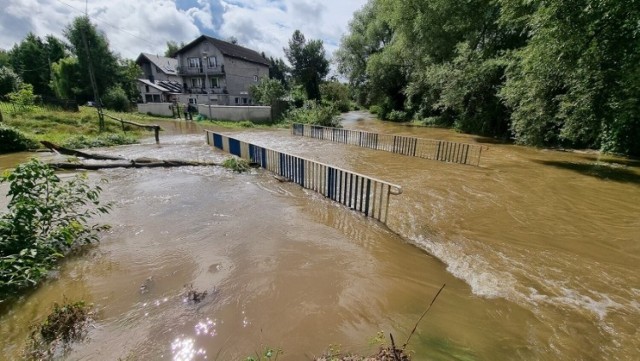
80 18 105 131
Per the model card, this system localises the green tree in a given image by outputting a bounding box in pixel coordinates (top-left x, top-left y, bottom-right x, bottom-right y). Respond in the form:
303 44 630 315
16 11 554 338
284 30 329 100
164 40 185 57
0 66 21 96
8 33 66 96
0 159 110 299
0 49 10 68
64 16 120 103
7 83 36 106
320 81 351 112
499 0 640 155
118 59 142 102
249 77 286 106
268 56 290 89
50 57 81 99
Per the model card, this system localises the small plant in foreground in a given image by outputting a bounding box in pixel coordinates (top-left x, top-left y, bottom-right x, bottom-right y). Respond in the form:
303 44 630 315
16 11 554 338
222 157 251 173
24 300 93 361
0 158 111 300
245 346 283 361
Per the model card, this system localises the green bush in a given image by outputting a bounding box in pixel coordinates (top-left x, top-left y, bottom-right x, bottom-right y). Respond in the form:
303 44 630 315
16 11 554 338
285 101 340 127
0 159 110 300
222 157 250 172
0 125 37 153
387 110 408 122
369 105 381 115
102 85 130 112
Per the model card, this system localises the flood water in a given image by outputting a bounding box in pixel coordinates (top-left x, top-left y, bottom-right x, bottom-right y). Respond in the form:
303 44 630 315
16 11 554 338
0 112 638 360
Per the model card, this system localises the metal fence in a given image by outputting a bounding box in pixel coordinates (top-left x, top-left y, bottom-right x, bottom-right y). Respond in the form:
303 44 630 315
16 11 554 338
291 123 484 166
205 130 403 224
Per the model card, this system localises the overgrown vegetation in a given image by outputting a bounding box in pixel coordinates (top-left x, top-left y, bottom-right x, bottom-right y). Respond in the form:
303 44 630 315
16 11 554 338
284 101 340 127
0 124 38 152
0 159 110 301
24 300 93 360
0 105 146 153
222 157 251 173
336 0 640 156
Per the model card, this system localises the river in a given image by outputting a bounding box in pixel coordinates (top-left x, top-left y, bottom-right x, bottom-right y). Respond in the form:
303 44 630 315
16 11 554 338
0 112 638 360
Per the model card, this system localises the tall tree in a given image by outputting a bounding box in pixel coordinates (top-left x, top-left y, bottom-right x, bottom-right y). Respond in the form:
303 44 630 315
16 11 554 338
268 56 290 89
0 66 21 96
64 16 120 103
8 33 66 96
164 40 184 57
284 30 329 100
50 57 81 99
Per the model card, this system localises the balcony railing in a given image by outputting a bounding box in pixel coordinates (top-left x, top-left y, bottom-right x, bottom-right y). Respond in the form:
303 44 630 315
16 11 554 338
183 87 228 95
177 65 225 75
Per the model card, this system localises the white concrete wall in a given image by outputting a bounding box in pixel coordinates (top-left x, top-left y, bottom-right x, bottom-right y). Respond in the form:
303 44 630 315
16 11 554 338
198 105 271 122
137 103 174 117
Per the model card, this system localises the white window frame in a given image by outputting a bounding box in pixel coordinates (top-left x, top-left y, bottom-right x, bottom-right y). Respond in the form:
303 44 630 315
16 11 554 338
210 77 219 88
253 75 258 82
207 56 217 68
188 57 201 68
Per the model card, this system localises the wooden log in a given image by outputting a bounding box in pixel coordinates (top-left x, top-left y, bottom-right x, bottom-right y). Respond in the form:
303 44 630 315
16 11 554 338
41 141 126 160
49 159 218 170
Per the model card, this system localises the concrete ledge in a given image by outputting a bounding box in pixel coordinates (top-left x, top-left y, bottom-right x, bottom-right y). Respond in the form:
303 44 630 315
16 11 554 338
137 103 174 117
198 105 271 123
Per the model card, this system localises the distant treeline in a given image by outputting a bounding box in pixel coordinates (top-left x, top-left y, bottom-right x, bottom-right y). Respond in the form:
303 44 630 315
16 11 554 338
336 0 640 156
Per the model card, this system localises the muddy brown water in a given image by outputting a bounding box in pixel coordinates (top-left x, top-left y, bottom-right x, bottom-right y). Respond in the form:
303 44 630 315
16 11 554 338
0 112 638 360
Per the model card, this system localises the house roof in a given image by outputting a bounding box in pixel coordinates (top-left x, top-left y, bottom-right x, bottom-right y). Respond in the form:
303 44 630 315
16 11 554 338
174 35 270 66
138 79 183 94
136 53 179 75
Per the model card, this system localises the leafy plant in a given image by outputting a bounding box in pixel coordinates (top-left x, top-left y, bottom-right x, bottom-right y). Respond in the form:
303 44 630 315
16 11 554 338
0 125 38 153
285 101 340 127
0 158 111 300
222 157 251 173
245 346 283 361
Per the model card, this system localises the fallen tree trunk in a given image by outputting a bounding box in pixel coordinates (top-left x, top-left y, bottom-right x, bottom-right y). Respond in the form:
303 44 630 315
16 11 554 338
42 141 219 170
49 159 218 170
41 141 126 160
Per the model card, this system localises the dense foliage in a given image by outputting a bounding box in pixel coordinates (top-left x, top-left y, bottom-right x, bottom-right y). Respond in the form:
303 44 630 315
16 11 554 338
285 101 340 127
0 125 38 153
285 30 330 101
249 77 286 106
2 16 142 107
336 0 640 156
0 159 110 300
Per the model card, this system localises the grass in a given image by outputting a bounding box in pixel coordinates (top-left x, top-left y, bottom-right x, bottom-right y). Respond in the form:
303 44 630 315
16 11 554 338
0 104 170 151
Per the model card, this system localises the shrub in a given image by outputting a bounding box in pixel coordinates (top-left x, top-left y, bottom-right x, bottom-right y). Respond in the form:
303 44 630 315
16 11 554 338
0 125 37 153
285 101 340 127
102 85 130 112
387 110 408 122
222 157 250 172
0 159 110 300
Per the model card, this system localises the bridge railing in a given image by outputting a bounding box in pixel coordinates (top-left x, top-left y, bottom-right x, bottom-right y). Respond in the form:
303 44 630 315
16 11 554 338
291 123 483 166
205 130 402 224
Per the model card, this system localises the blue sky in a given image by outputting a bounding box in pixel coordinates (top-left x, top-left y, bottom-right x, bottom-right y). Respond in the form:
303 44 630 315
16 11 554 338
0 0 367 61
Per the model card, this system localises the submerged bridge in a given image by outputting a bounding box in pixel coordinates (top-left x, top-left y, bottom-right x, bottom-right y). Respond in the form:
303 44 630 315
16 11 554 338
291 123 484 166
205 130 402 224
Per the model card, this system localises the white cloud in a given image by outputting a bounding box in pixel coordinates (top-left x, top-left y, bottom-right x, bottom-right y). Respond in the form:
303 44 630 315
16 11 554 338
0 0 367 60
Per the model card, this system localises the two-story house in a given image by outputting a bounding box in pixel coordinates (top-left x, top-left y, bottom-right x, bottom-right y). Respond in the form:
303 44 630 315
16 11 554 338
135 53 183 103
174 35 270 106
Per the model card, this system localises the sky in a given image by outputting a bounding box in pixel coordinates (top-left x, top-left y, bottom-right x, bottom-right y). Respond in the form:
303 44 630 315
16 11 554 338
0 0 367 61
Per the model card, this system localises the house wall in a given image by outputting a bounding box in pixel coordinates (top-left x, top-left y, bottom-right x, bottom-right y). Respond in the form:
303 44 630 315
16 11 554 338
224 58 269 97
197 105 271 123
137 103 174 117
177 40 226 93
